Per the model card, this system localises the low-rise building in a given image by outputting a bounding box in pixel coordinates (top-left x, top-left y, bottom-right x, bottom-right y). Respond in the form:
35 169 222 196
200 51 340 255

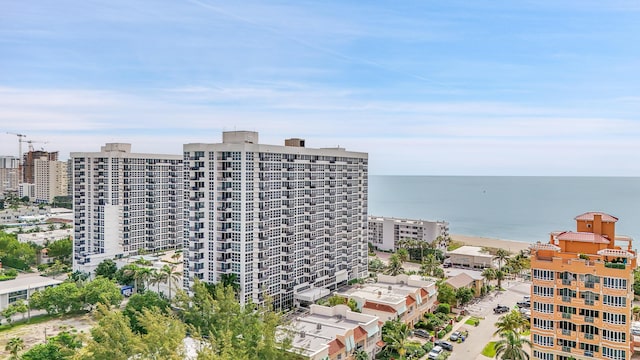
0 273 63 311
0 206 49 225
446 246 494 269
18 228 73 247
368 216 449 251
444 268 485 297
284 304 381 360
338 274 437 327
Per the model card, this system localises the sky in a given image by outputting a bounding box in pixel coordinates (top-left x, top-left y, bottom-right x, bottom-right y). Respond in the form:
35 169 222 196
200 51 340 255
1 0 640 175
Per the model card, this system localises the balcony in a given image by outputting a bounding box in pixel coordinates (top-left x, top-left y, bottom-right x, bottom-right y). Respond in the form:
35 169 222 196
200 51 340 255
562 296 572 303
584 351 594 358
561 329 572 336
562 313 572 319
584 333 594 340
584 316 594 323
562 278 573 286
562 346 572 353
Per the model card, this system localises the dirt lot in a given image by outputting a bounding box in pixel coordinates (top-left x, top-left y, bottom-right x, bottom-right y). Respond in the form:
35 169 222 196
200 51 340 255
0 313 96 357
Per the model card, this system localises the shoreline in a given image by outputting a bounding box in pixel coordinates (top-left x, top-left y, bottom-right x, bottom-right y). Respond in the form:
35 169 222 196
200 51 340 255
450 233 532 253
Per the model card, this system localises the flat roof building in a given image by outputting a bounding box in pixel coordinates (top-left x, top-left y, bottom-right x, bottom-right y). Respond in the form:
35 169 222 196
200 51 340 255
0 273 63 311
368 216 448 251
183 131 368 310
446 245 495 269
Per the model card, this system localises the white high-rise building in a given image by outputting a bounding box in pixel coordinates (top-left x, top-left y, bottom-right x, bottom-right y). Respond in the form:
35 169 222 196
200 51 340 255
183 131 368 309
368 216 449 251
71 143 183 273
0 156 20 193
34 157 68 203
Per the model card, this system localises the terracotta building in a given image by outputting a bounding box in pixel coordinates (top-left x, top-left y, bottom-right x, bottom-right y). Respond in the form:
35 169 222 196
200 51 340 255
529 212 635 360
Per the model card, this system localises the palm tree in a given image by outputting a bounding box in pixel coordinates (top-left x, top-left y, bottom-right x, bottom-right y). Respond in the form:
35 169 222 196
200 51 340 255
353 349 369 360
432 267 445 279
396 248 409 263
420 254 440 277
5 337 24 359
150 269 168 294
124 265 153 294
494 249 511 271
383 321 410 359
482 267 496 288
385 254 405 276
495 270 506 289
494 330 531 360
494 310 530 335
161 264 182 300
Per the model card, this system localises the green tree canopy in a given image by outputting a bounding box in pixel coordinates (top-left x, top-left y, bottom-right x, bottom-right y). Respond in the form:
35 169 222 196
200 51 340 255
46 237 72 263
95 259 118 280
29 282 83 315
123 291 171 334
436 282 457 307
82 276 124 308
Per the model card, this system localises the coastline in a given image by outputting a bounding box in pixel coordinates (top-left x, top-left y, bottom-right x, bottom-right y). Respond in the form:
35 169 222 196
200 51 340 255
450 233 532 253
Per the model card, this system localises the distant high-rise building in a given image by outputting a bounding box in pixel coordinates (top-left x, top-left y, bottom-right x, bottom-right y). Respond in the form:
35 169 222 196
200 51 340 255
183 131 368 309
368 216 449 251
34 157 68 203
71 143 183 273
530 212 635 360
23 150 58 183
0 156 20 192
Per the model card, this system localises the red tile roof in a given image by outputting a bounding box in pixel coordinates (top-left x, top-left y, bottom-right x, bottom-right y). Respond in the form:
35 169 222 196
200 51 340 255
406 296 416 306
420 288 428 300
354 326 368 341
363 302 397 313
376 340 386 348
557 231 610 244
328 339 344 356
574 212 618 222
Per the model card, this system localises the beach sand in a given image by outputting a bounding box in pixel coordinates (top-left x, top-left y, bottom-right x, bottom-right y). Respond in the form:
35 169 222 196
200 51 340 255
450 234 532 253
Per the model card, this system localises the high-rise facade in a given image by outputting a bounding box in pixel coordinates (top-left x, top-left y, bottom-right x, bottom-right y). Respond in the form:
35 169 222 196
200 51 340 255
183 131 368 309
34 157 68 203
530 212 635 360
0 156 20 192
368 215 449 251
23 150 58 183
71 143 183 273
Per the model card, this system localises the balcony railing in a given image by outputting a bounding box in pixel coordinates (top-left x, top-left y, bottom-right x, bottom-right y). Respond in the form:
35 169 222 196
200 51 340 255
562 346 572 353
584 333 594 340
562 313 572 319
562 329 571 336
584 316 594 323
562 296 572 303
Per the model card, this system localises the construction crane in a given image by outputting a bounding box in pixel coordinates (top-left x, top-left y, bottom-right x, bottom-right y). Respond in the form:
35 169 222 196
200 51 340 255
26 140 49 152
5 132 27 169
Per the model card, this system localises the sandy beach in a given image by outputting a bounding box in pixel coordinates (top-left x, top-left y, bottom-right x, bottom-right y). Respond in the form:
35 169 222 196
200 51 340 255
450 234 532 253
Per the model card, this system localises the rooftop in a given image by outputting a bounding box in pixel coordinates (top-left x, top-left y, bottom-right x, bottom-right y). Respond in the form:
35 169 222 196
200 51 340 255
555 231 610 244
444 268 485 281
0 273 64 295
447 246 493 257
445 272 476 289
574 212 618 222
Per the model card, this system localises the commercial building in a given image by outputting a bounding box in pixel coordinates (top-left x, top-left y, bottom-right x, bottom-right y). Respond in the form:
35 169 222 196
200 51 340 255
368 216 449 251
71 143 183 273
446 245 495 269
529 212 635 360
183 131 368 310
283 304 381 360
0 273 63 311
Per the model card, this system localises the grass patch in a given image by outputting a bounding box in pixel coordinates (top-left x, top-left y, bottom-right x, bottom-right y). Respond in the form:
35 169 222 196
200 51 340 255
465 316 481 326
481 341 497 357
0 310 88 333
447 241 464 251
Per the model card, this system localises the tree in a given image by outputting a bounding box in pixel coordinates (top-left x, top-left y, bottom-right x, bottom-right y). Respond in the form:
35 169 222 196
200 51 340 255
122 264 153 294
21 331 81 360
135 307 186 359
161 264 182 299
368 257 385 273
482 268 496 288
456 287 475 306
327 295 347 306
494 249 511 271
353 348 369 360
46 237 72 263
385 254 404 276
396 248 409 263
494 330 531 360
150 269 168 294
69 270 90 283
95 259 118 280
420 254 440 277
494 310 530 335
82 304 140 360
5 337 24 359
436 282 457 307
123 291 171 334
82 276 124 309
29 281 83 315
382 320 410 359
495 270 506 289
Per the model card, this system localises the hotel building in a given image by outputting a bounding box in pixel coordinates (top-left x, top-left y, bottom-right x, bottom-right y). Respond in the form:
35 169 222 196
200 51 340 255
71 143 183 273
368 216 449 251
529 212 635 360
183 131 368 309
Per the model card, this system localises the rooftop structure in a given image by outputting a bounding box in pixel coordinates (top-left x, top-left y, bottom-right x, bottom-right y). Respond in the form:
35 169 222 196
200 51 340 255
446 245 495 269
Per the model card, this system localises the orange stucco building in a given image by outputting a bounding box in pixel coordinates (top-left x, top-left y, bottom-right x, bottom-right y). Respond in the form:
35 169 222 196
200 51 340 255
529 212 636 360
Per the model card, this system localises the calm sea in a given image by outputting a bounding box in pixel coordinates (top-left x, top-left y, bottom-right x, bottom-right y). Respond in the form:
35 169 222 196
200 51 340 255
368 176 640 244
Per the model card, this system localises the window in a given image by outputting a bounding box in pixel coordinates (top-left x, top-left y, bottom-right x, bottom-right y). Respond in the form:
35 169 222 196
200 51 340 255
603 277 627 290
533 334 554 347
533 318 554 330
603 295 626 307
533 285 554 297
533 351 553 360
602 347 626 360
533 269 554 281
602 330 626 343
533 302 554 313
603 313 626 325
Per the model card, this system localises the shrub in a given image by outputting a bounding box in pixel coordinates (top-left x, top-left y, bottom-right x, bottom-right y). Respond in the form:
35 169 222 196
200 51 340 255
414 321 429 329
437 329 446 339
456 315 463 322
444 324 453 333
405 342 426 359
422 341 434 352
435 303 450 314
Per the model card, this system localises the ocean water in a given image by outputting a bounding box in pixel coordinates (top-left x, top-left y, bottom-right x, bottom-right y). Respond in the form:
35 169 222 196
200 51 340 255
368 176 640 244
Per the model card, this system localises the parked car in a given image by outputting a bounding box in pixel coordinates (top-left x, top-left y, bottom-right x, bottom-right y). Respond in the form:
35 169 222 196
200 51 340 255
494 305 509 314
414 329 431 339
434 340 454 351
517 301 530 308
428 345 444 359
523 295 530 302
449 331 466 342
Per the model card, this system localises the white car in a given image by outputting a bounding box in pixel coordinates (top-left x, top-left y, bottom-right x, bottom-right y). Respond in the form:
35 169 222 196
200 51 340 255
428 345 444 359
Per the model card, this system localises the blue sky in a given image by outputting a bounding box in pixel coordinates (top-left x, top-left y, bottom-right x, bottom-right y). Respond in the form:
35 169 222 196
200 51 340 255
1 0 639 175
